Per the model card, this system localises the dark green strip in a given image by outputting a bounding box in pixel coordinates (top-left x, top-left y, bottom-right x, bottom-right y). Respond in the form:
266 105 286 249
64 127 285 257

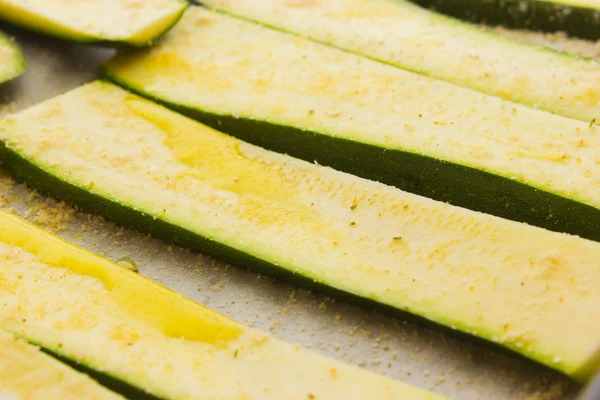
412 0 600 40
39 347 160 400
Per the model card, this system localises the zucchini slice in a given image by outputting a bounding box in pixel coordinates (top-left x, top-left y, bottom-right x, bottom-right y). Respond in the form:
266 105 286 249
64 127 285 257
199 0 600 125
0 0 188 46
412 0 600 41
0 209 443 400
0 31 25 84
0 330 123 400
102 8 600 241
1 81 599 382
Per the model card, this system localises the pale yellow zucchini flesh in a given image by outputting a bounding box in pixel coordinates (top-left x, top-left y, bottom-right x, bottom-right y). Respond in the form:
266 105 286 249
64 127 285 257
0 82 599 382
0 31 25 84
0 330 123 400
199 0 600 125
0 208 443 399
0 0 188 45
102 9 600 232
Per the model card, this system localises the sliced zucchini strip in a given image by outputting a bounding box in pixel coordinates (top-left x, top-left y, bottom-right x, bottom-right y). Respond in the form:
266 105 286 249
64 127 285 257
0 81 599 382
0 31 25 84
200 0 600 125
0 0 188 46
102 8 600 241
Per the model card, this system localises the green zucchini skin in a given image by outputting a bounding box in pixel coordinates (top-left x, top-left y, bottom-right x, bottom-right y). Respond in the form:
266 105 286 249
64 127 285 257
0 140 580 383
412 0 600 40
37 347 162 400
101 72 600 243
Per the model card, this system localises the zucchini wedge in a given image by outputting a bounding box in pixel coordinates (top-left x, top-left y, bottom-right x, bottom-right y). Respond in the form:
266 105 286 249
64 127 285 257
102 8 600 241
0 330 123 400
0 30 25 84
1 81 599 382
0 209 443 400
412 0 600 41
0 0 188 46
200 0 600 125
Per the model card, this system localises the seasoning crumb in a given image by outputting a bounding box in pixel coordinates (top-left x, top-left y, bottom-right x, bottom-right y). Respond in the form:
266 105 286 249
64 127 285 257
270 320 281 330
329 368 337 379
117 257 139 273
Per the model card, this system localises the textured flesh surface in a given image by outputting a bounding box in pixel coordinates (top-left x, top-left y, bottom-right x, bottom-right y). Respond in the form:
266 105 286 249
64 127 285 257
0 32 24 84
1 82 599 380
0 330 123 400
0 0 187 44
0 209 441 400
201 0 600 125
103 8 600 214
